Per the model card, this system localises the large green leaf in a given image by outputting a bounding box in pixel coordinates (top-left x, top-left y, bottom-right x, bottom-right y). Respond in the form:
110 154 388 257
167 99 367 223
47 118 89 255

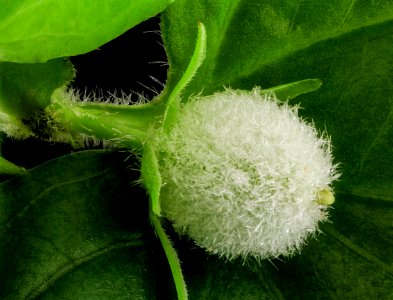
160 0 393 298
2 0 393 299
266 192 393 299
0 59 74 119
161 0 393 97
0 150 157 299
0 0 174 63
172 193 392 299
161 1 393 199
1 152 391 299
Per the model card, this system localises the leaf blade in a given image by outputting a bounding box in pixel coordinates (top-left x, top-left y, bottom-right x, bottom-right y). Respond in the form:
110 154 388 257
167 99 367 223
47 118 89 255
0 0 174 62
160 1 393 298
0 150 155 299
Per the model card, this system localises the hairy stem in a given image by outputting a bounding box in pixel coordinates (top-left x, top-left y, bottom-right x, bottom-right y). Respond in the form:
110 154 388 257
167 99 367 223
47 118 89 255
150 212 188 300
47 88 165 149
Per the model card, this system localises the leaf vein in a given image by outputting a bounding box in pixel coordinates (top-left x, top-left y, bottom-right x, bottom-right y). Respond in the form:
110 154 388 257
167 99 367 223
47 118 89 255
340 0 357 27
288 0 302 33
323 224 393 276
26 240 145 300
358 104 393 175
0 168 114 230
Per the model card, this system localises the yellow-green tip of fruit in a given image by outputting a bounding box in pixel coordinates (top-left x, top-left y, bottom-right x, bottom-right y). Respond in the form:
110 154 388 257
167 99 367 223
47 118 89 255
316 189 335 205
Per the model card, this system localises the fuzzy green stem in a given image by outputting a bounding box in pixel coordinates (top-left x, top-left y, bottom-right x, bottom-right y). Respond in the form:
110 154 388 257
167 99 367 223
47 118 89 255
150 211 188 300
48 89 165 149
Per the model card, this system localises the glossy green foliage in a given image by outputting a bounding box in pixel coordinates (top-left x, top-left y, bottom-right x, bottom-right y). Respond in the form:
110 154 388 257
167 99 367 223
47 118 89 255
177 193 393 299
0 151 157 299
161 0 393 200
0 0 174 62
0 59 74 119
160 0 393 297
1 0 393 298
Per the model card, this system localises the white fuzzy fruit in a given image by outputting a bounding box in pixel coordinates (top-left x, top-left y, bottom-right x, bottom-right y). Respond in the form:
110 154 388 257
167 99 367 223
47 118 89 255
152 88 338 260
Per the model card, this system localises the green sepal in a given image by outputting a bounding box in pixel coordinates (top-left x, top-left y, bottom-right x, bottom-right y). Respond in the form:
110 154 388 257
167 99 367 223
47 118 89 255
261 79 322 100
141 142 162 216
162 23 206 131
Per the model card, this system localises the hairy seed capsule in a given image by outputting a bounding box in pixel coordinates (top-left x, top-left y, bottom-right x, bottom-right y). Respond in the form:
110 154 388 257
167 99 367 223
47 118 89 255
151 88 338 260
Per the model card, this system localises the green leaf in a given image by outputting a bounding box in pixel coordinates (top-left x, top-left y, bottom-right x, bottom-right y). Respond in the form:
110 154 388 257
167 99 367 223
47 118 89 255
162 22 206 131
0 150 157 299
3 1 393 299
161 0 393 200
0 58 74 119
170 193 392 299
0 156 24 175
161 0 393 97
160 0 393 298
266 193 393 299
278 23 393 200
0 0 174 63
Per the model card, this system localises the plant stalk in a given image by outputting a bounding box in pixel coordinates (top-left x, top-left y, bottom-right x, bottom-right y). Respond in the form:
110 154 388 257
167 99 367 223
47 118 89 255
47 89 165 149
150 211 188 300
